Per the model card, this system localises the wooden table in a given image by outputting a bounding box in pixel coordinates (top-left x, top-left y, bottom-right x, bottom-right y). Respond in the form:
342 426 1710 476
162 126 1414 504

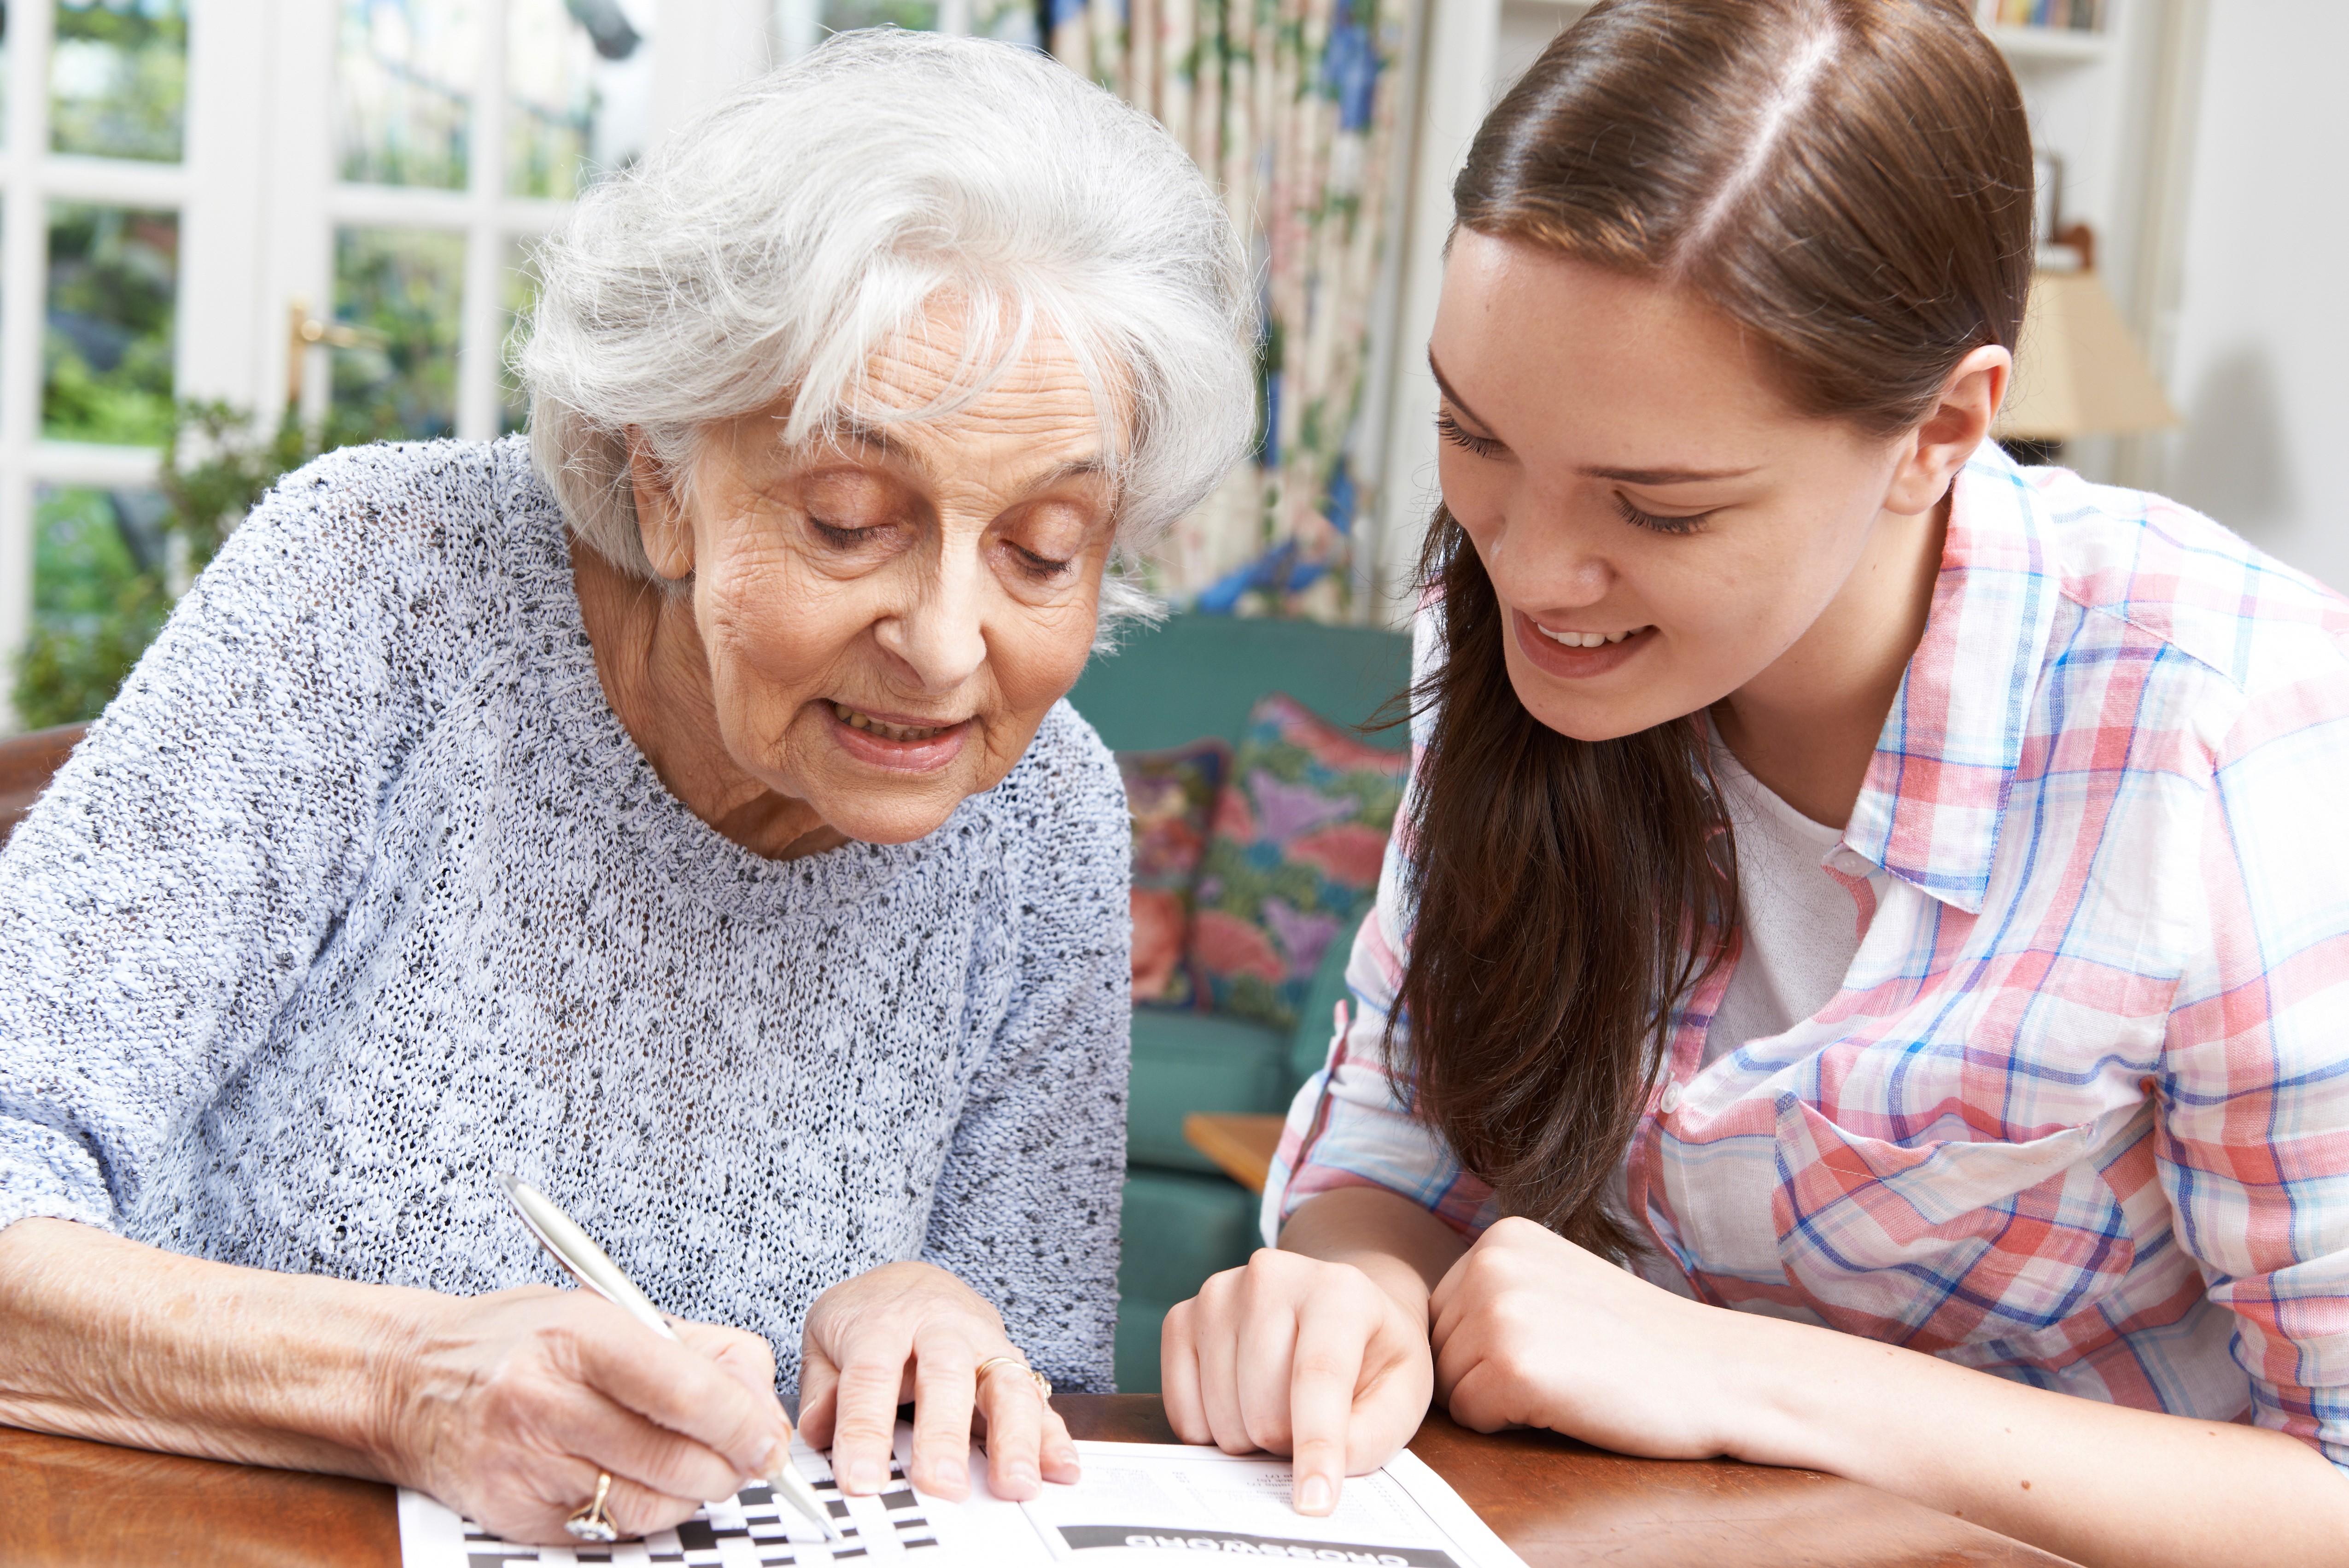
0 722 85 844
0 1396 2070 1567
1182 1112 1285 1193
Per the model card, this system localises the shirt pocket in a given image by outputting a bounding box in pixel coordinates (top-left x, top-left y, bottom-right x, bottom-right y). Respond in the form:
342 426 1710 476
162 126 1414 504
1767 1093 2146 1352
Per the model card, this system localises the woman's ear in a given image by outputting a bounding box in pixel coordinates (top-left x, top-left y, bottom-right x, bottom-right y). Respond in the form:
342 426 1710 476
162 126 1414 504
1882 343 2012 516
626 435 695 581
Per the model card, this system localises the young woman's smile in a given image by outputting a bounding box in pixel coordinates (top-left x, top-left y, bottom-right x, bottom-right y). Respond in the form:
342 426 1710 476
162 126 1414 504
1511 611 1657 679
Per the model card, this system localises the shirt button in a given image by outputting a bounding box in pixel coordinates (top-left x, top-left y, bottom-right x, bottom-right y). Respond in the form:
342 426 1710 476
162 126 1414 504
1659 1080 1683 1114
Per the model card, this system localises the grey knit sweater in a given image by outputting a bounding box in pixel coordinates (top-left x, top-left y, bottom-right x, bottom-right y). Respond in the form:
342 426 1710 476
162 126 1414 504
0 437 1130 1395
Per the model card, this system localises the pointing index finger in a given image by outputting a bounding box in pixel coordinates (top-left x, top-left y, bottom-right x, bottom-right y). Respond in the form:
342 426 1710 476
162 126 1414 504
1284 1294 1371 1516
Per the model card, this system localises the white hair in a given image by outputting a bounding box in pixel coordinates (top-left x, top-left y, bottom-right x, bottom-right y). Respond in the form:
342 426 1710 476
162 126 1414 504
519 29 1256 629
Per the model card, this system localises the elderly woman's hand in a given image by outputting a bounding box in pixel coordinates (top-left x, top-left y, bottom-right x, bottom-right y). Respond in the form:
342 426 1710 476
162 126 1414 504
796 1261 1079 1502
390 1283 796 1545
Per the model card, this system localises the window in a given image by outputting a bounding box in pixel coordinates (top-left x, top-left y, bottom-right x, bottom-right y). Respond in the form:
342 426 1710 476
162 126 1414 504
0 0 1067 726
0 0 789 726
0 2 198 710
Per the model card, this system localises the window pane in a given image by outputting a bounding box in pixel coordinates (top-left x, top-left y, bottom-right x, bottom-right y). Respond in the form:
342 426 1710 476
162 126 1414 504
34 484 165 620
501 239 540 434
333 226 465 439
50 0 190 163
822 0 941 35
45 202 179 446
338 0 481 190
21 485 172 728
506 0 657 199
970 0 1039 48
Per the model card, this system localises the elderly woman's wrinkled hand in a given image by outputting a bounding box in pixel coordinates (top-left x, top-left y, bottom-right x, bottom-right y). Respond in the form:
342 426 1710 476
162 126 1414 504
797 1261 1079 1502
386 1283 795 1545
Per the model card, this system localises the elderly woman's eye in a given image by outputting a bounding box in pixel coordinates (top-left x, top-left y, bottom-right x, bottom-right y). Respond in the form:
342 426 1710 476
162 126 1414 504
1013 545 1075 579
810 517 884 547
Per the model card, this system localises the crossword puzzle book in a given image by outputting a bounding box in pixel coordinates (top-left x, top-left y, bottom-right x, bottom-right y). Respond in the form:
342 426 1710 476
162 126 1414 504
397 1424 1526 1568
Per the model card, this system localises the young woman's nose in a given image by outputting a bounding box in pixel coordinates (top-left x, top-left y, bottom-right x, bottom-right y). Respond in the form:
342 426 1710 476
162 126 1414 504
1490 501 1617 609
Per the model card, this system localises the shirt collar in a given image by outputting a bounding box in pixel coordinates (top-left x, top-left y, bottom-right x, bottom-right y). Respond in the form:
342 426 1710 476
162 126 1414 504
1840 442 2061 914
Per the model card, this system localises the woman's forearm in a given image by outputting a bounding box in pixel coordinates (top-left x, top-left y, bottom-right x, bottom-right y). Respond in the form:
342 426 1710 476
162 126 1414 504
1277 1187 1468 1312
0 1217 417 1475
1727 1310 2349 1568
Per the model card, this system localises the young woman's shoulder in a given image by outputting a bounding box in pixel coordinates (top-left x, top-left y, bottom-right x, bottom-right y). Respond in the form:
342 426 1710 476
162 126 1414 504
2020 459 2349 717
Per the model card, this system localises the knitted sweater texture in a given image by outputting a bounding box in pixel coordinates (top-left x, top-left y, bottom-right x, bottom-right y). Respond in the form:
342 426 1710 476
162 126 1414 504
0 437 1130 1395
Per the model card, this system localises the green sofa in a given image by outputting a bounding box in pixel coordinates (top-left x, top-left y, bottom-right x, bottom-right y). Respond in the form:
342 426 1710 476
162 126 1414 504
1064 611 1413 1392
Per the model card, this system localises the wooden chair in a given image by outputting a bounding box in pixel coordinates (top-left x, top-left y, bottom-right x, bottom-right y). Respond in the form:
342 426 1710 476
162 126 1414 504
0 724 88 844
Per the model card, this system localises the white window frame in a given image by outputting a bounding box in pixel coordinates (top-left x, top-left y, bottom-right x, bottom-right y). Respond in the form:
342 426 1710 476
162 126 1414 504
0 0 781 725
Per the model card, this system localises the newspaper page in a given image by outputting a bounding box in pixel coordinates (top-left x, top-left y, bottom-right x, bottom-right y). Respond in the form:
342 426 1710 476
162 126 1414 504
399 1426 1526 1568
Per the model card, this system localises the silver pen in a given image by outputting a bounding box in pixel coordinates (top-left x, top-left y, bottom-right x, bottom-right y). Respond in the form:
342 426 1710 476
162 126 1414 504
496 1173 843 1542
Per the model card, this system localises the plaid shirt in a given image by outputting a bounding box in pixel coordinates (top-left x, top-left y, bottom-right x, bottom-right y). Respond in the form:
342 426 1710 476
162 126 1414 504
1267 444 2349 1469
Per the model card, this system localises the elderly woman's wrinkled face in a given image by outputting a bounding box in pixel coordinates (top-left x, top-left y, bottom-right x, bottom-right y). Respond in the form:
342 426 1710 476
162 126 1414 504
633 315 1119 846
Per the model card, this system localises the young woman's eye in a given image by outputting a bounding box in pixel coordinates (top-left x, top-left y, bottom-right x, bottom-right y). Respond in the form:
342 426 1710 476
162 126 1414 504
1436 410 1505 460
1612 493 1708 536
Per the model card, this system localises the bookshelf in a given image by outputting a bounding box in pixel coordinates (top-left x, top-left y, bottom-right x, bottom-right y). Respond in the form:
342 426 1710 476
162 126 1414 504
1979 0 2115 64
1988 24 2111 64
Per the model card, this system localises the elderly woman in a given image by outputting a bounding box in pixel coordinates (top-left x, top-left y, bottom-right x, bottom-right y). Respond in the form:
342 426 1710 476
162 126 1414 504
0 31 1249 1547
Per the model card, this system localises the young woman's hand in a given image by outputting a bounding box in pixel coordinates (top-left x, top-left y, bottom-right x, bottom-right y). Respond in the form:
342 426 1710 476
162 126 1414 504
1428 1216 1759 1459
1160 1249 1435 1515
796 1260 1079 1504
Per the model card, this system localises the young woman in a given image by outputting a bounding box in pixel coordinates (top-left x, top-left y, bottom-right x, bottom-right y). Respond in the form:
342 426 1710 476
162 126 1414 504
1160 2 2349 1563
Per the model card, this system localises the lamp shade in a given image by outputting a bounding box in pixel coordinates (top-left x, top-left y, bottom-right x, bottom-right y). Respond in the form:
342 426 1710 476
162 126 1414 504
1995 269 2180 440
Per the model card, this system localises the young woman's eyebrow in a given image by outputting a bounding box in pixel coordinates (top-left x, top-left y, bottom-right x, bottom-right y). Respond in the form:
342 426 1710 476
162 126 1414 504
1427 355 1499 434
1431 351 1759 486
1582 462 1761 485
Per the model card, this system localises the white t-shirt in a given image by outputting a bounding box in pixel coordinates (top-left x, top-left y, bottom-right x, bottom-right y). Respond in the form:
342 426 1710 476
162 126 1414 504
1702 737 1863 1064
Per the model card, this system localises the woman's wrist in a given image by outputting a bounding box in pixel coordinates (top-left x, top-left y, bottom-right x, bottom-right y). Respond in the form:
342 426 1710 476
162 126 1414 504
350 1280 464 1484
1691 1303 1876 1471
0 1219 424 1476
1278 1187 1469 1311
1714 1318 2019 1522
173 1260 434 1478
1323 1247 1436 1325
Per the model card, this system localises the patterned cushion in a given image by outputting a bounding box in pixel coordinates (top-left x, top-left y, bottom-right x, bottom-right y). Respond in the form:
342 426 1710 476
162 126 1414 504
1186 694 1409 1030
1116 738 1231 1006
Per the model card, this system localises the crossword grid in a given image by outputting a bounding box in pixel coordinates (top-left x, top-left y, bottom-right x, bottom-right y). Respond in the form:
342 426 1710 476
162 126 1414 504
452 1458 938 1567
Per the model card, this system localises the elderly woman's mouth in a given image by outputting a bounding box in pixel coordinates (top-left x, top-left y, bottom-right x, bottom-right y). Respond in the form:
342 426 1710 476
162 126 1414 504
830 702 961 742
826 702 973 772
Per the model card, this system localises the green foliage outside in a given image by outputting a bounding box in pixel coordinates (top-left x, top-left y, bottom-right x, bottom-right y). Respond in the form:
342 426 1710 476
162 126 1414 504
18 488 173 733
822 0 945 34
45 204 180 447
13 402 397 731
51 0 190 163
336 1 471 192
334 227 467 441
502 247 543 434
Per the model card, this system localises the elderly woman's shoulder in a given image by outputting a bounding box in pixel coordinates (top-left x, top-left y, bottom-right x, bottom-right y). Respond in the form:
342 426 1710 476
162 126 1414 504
242 436 546 577
155 435 563 722
194 436 562 661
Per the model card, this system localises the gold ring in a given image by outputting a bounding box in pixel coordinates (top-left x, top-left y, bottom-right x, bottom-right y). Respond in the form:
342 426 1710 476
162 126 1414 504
565 1470 619 1543
975 1354 1053 1401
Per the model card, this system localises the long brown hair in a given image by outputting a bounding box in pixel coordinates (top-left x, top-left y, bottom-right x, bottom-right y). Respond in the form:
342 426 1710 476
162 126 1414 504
1394 0 2033 1256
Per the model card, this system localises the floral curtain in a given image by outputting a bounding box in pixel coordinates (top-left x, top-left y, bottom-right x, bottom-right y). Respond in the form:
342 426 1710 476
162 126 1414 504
1050 0 1416 617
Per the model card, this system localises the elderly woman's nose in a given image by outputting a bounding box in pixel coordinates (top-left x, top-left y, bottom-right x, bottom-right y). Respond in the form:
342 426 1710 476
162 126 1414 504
876 562 990 693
